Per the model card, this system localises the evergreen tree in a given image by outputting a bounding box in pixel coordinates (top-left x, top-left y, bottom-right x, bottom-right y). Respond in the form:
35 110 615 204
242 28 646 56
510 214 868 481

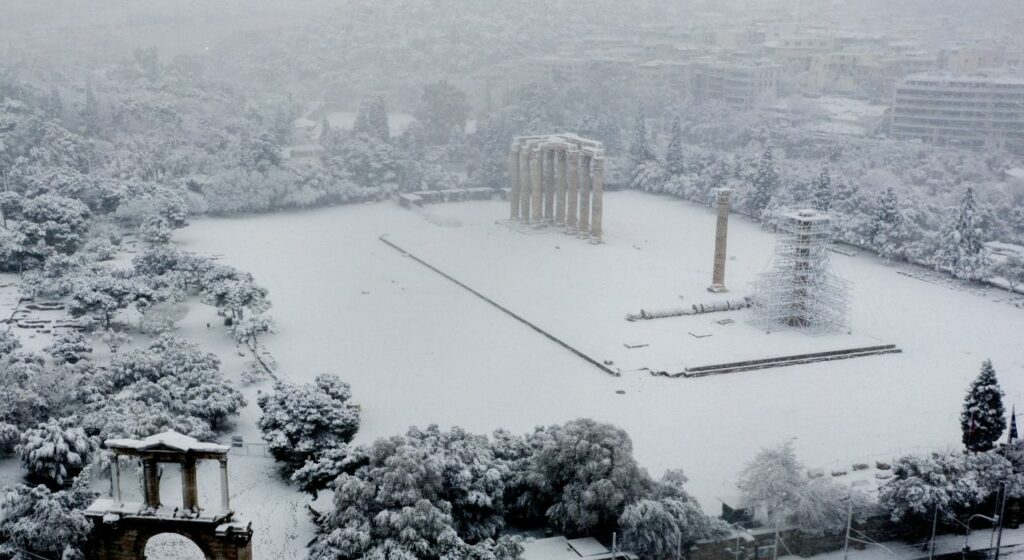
629 103 654 166
47 85 63 120
872 187 906 261
318 116 331 145
934 187 990 280
368 96 390 142
811 166 832 211
665 115 685 175
961 360 1006 453
81 81 99 136
747 147 779 219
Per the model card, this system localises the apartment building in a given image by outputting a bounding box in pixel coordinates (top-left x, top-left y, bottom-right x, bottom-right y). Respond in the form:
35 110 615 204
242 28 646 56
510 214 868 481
891 73 1024 152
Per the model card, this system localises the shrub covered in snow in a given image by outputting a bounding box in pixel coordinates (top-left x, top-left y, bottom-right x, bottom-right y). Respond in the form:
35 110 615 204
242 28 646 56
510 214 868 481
44 330 93 364
16 419 96 487
0 467 96 560
878 450 992 522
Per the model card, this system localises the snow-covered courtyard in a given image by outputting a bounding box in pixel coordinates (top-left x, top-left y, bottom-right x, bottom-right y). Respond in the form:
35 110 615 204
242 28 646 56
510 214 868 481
173 190 1024 509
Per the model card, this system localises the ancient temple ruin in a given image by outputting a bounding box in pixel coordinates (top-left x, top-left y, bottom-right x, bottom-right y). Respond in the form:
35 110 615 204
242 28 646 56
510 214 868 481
85 430 253 560
508 134 606 243
751 209 850 334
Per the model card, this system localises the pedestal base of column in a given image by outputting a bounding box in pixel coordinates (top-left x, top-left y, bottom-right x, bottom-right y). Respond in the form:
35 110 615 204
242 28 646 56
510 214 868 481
589 236 603 245
564 227 578 235
577 231 591 240
707 284 728 293
532 221 545 229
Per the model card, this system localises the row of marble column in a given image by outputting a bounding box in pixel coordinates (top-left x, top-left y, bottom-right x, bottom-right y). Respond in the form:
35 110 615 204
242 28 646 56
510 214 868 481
508 144 605 243
114 455 231 514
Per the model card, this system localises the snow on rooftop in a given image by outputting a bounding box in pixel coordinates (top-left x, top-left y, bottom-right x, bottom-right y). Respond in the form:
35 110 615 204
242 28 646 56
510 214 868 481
106 430 230 454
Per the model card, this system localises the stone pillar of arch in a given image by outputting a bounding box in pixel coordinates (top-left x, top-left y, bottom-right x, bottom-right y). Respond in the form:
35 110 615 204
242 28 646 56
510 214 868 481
509 145 520 220
577 154 592 237
565 148 580 234
543 149 555 223
555 147 568 225
530 148 543 226
590 157 605 244
181 456 199 512
518 145 531 222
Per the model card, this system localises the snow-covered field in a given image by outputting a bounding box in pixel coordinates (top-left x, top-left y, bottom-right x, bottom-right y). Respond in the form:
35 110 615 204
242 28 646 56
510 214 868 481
173 191 1024 511
4 191 1022 559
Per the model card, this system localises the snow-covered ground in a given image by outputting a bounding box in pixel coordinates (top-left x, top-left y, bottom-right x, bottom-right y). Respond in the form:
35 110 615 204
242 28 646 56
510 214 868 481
4 191 1023 559
173 191 1024 512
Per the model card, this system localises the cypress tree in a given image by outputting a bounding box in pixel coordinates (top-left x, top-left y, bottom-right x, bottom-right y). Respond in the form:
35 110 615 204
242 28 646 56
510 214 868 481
934 186 989 280
629 103 653 166
961 360 1006 453
748 147 778 218
811 166 832 211
665 115 685 175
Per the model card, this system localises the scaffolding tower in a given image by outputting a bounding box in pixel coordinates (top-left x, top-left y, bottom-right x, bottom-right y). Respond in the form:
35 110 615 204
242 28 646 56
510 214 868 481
751 209 850 334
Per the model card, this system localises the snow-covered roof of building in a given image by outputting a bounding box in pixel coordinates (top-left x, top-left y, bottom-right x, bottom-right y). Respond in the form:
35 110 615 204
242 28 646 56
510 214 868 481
106 430 230 455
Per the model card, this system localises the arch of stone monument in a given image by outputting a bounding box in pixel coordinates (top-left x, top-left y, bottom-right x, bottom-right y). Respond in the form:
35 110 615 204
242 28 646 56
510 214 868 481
143 532 209 560
508 134 606 243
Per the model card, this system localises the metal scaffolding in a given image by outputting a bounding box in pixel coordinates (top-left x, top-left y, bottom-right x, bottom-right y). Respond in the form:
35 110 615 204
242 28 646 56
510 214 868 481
751 209 850 334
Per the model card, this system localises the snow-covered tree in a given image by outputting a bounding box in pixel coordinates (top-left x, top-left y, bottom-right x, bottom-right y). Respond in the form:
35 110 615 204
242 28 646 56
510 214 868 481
961 360 1006 453
309 425 518 559
620 470 728 559
879 451 989 521
257 374 360 474
872 187 906 261
353 96 390 142
109 334 245 431
67 267 141 328
44 330 92 364
737 441 804 527
528 418 650 535
628 103 654 167
665 115 685 176
230 313 277 349
414 81 470 145
0 467 95 560
811 166 832 212
793 479 871 536
990 254 1024 292
619 499 681 560
139 214 172 244
747 147 779 219
934 187 990 280
17 419 96 486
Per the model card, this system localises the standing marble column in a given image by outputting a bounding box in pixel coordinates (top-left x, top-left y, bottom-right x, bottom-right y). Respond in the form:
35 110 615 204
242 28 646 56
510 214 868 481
509 145 520 220
530 148 543 225
543 149 555 223
589 157 605 244
518 145 531 222
708 188 733 292
577 155 592 237
555 148 568 225
566 148 580 234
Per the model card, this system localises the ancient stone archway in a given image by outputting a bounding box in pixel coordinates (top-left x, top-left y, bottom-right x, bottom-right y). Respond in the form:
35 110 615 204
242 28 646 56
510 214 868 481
144 532 207 560
85 431 253 560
